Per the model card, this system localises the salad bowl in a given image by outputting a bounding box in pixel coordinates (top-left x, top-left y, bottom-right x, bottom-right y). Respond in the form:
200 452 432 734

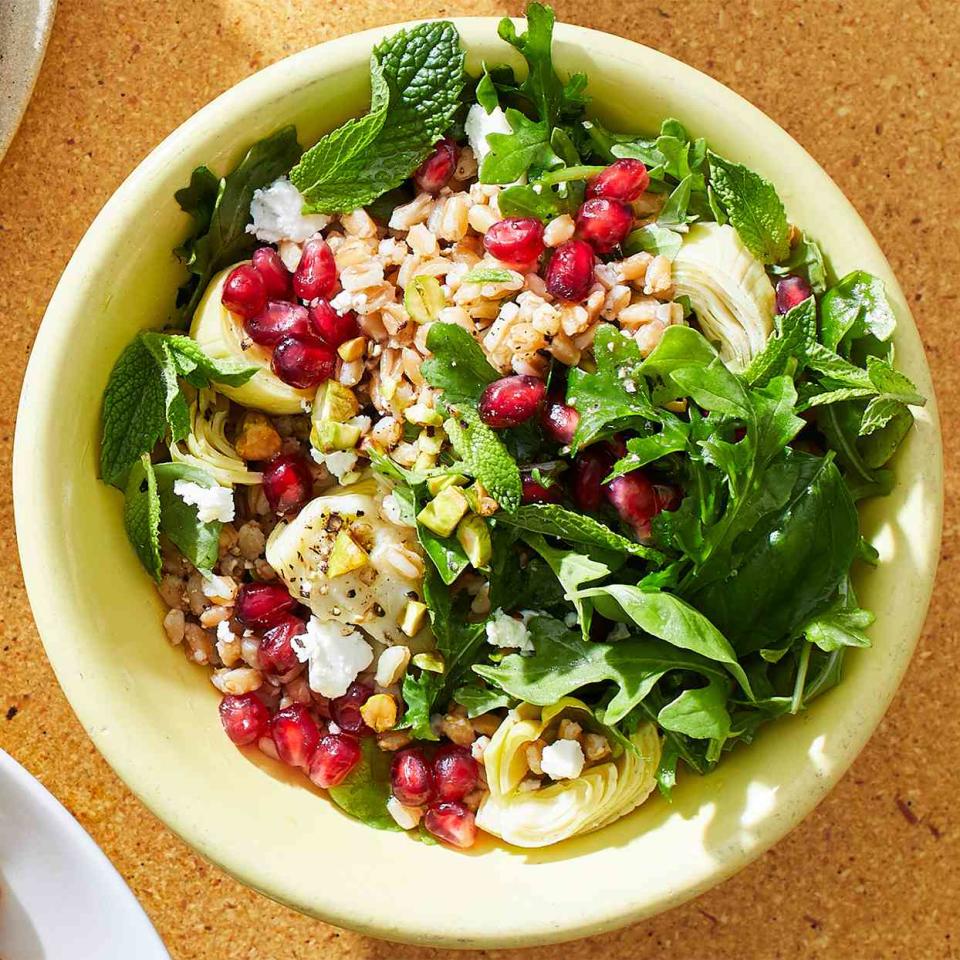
13 16 941 947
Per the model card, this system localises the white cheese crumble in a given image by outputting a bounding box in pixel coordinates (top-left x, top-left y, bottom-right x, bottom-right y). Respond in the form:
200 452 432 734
464 103 512 164
540 738 585 780
485 608 535 654
247 178 331 243
471 735 491 761
328 721 342 735
386 796 423 830
330 289 367 316
310 448 359 482
173 480 235 523
291 617 373 698
216 620 237 645
201 575 234 600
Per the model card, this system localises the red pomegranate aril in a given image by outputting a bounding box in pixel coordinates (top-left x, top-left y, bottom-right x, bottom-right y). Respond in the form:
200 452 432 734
261 452 313 516
391 748 435 806
606 470 660 540
424 801 477 848
575 198 634 254
308 301 359 347
219 693 270 746
413 137 459 193
545 239 595 302
541 394 580 445
585 158 650 202
477 375 546 429
308 734 362 788
259 614 307 674
572 446 615 512
330 682 374 735
522 476 563 504
483 217 545 271
234 581 296 629
433 744 479 802
222 263 267 320
271 703 321 769
251 246 293 300
271 336 338 389
245 301 311 346
293 237 337 301
775 275 813 315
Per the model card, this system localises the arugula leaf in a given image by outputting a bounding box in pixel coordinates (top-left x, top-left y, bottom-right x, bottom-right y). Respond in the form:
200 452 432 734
153 463 224 575
418 525 470 585
802 579 874 652
657 174 696 227
820 270 896 351
452 683 512 717
657 676 732 741
328 738 400 831
624 223 683 260
176 127 302 318
497 504 663 561
422 323 499 402
474 616 728 725
743 296 817 387
607 419 690 478
481 109 556 184
476 65 500 114
290 22 465 213
497 182 578 220
123 455 162 580
707 152 789 264
401 671 442 741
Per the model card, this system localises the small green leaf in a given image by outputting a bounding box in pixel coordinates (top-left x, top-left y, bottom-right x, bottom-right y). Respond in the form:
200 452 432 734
657 677 732 740
123 455 162 581
743 296 817 387
623 223 683 259
453 683 512 717
820 270 896 351
153 463 224 575
480 109 555 185
444 406 522 513
422 323 499 403
328 738 401 831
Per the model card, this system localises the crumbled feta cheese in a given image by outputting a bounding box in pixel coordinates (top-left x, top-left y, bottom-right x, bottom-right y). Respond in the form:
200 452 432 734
328 721 341 735
216 620 237 645
387 796 423 830
202 575 234 600
380 493 414 528
330 289 365 315
375 645 411 687
471 735 491 761
173 480 235 523
485 608 534 654
247 178 331 243
311 448 359 482
291 617 374 698
540 738 585 780
464 103 512 164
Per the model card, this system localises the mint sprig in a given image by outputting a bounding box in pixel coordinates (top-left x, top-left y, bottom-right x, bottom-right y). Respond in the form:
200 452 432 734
290 22 465 213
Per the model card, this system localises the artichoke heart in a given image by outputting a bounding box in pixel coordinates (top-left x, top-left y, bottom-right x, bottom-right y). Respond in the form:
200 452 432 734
190 264 315 414
476 699 661 848
265 485 432 649
672 222 776 372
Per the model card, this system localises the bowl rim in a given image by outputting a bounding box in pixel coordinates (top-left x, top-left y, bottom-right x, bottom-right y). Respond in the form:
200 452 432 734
13 17 943 947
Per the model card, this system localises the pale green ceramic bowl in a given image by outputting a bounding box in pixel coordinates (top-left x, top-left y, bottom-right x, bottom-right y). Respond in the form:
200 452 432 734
14 19 942 948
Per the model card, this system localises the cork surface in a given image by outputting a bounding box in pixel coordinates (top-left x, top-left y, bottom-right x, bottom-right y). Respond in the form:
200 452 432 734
0 1 958 957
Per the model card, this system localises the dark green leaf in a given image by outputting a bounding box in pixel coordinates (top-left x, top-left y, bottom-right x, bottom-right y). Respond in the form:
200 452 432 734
820 270 896 351
657 676 732 740
623 223 683 259
153 463 225 575
452 683 512 717
328 738 400 830
422 322 499 403
123 455 162 580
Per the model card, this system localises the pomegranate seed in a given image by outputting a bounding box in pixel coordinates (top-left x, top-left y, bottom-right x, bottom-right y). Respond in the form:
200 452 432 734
251 246 293 300
234 581 295 629
330 682 374 735
293 238 337 301
775 275 813 315
219 693 270 746
413 138 459 193
391 749 435 806
606 470 659 540
271 336 338 389
259 614 307 674
575 198 634 254
245 301 310 346
308 301 359 347
221 264 267 320
424 801 477 848
432 744 479 801
654 483 682 513
308 734 362 788
478 375 546 429
261 453 313 515
572 446 615 512
483 218 545 271
522 476 563 504
585 158 650 202
271 703 321 769
541 394 580 445
545 239 595 302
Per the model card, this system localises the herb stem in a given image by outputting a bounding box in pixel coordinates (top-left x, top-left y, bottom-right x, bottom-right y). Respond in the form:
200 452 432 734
790 641 812 714
536 165 607 186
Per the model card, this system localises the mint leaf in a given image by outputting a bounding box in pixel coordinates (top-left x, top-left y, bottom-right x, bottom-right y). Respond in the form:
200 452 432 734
497 504 664 561
123 455 162 580
176 127 302 318
101 337 169 488
707 152 789 263
865 355 924 405
444 406 522 512
153 463 224 575
290 22 465 213
743 296 817 387
163 334 259 388
462 267 518 284
820 270 896 350
624 223 683 259
422 323 499 403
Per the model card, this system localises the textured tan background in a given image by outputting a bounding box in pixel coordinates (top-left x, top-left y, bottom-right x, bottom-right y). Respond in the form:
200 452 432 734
1 0 958 957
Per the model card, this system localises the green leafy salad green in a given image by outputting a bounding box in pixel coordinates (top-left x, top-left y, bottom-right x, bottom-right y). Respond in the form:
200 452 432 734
96 3 925 848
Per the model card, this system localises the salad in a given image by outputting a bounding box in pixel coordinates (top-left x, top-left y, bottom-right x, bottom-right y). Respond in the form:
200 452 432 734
98 5 925 850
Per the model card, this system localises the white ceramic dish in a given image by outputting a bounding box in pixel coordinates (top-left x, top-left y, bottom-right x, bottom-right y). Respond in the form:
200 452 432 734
0 750 169 959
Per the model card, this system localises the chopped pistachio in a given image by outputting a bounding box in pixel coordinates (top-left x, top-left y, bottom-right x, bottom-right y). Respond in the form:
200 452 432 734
315 381 359 423
412 651 445 673
404 275 446 323
404 403 444 427
326 530 369 578
426 474 468 496
398 600 428 637
416 485 470 537
464 480 500 517
456 514 492 568
313 420 362 452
